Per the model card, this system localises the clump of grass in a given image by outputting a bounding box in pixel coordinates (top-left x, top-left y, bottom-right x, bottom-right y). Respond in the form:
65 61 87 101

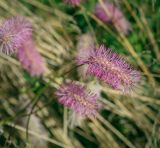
0 0 159 148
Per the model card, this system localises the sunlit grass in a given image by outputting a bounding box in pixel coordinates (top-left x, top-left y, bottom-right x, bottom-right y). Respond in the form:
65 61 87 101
0 0 159 147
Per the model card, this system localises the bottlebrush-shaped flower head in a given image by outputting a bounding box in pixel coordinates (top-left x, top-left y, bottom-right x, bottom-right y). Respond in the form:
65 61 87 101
76 33 95 78
95 1 131 34
17 40 46 76
77 45 141 93
0 16 32 55
55 82 100 118
64 0 82 6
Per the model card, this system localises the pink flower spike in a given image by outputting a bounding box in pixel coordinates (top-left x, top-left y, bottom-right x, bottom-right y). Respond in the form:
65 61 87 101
77 45 141 93
95 1 131 34
76 33 95 78
64 0 82 6
17 40 46 76
55 82 100 118
0 16 32 55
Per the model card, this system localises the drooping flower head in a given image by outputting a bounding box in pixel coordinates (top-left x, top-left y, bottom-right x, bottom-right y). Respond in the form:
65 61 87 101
64 0 82 6
77 45 141 93
0 16 32 55
55 82 100 118
95 1 131 34
17 40 46 76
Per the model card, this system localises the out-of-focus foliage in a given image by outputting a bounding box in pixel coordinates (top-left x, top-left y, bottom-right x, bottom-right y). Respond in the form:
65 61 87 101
0 0 160 148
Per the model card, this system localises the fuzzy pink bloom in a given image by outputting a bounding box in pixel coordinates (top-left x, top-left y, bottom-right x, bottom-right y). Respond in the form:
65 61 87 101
76 33 95 78
17 40 46 76
55 82 100 117
0 16 32 55
64 0 82 6
77 33 95 61
95 1 131 34
78 45 141 93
